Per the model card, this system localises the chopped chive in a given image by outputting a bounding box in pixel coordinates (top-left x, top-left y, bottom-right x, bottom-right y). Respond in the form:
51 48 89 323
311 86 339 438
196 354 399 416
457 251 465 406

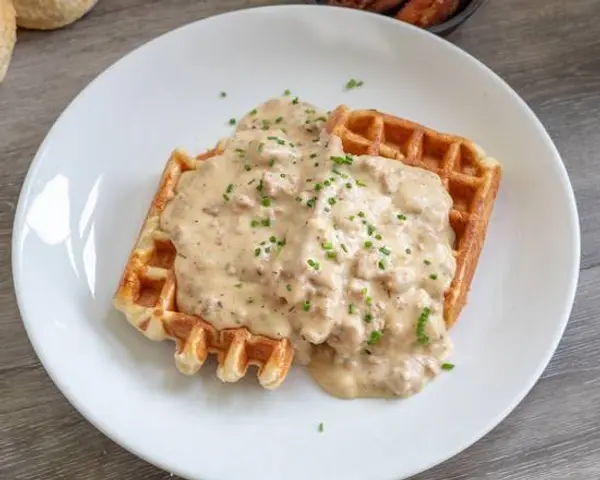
345 78 364 90
223 193 230 202
348 304 356 314
261 218 271 227
307 259 320 270
379 246 391 256
405 248 412 254
283 89 291 96
358 211 365 218
345 182 353 189
258 142 265 153
244 164 252 171
314 162 320 167
310 153 318 159
378 260 386 270
292 97 299 105
330 155 353 165
323 180 331 187
318 422 324 433
326 251 337 260
269 158 275 167
356 179 367 187
275 116 283 124
363 241 373 249
322 241 333 250
220 91 227 98
375 234 382 241
349 215 355 221
306 198 316 208
315 183 323 191
424 259 431 265
341 244 348 253
234 283 242 288
441 362 455 371
254 247 261 257
327 197 337 205
226 184 234 194
286 284 292 292
270 235 277 243
295 196 302 202
365 296 373 306
397 213 407 221
364 313 373 323
261 119 271 130
429 274 438 280
303 301 311 312
360 288 368 296
229 118 236 125
247 297 254 304
367 225 375 236
367 330 383 344
332 168 342 176
250 109 258 115
250 219 259 227
416 307 432 345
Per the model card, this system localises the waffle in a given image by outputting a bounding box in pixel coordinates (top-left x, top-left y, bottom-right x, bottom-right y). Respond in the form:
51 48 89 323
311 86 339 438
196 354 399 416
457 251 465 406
325 105 502 327
113 149 294 389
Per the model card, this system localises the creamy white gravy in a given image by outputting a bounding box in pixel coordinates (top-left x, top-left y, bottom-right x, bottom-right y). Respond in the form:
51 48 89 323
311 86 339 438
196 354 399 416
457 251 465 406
160 96 457 398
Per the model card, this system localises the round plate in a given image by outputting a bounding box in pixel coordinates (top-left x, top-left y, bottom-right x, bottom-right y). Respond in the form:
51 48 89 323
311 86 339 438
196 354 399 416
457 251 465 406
12 5 580 480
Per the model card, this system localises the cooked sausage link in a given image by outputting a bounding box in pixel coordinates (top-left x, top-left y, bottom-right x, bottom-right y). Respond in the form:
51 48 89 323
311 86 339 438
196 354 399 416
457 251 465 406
396 0 460 27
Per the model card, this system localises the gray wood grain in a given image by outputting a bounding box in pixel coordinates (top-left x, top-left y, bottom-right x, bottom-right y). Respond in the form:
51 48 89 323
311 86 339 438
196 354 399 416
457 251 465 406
1 0 599 478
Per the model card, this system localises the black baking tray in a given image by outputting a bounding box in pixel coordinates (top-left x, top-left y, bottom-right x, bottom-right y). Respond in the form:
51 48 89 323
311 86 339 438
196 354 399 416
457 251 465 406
309 0 486 37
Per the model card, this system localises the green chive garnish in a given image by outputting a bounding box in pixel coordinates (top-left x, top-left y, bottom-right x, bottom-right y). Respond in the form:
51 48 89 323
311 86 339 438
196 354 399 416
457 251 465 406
441 363 455 371
220 91 227 98
424 259 431 265
226 184 234 194
327 197 337 205
364 241 373 249
348 304 356 314
378 260 386 270
322 241 333 250
379 246 391 256
364 313 373 323
254 248 261 257
367 330 383 344
416 307 432 345
429 274 438 280
303 301 311 312
326 251 337 260
307 259 320 270
229 118 236 125
397 213 407 221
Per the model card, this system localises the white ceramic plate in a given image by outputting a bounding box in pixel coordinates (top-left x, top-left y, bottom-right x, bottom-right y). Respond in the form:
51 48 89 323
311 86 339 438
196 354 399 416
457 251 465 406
12 5 580 480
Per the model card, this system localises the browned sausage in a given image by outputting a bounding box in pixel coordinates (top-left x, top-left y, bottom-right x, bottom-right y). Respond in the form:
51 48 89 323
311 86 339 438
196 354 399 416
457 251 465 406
368 0 406 13
396 0 460 27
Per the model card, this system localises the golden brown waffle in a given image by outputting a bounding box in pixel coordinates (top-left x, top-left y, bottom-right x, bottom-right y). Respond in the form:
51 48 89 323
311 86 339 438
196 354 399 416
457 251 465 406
113 149 294 389
325 105 502 327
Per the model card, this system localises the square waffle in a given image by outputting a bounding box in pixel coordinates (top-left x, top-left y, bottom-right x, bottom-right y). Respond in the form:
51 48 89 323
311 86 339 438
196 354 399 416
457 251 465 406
113 148 294 389
325 105 502 326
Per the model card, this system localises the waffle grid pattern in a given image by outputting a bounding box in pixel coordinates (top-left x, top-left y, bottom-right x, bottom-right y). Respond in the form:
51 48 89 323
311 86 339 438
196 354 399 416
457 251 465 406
113 149 294 389
326 106 502 326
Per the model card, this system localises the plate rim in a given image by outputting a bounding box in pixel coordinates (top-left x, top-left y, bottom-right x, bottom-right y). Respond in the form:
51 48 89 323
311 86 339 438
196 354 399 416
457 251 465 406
11 5 581 480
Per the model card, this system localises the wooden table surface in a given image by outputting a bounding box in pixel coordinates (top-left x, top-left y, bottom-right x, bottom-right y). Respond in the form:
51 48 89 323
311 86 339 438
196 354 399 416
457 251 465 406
2 0 599 478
